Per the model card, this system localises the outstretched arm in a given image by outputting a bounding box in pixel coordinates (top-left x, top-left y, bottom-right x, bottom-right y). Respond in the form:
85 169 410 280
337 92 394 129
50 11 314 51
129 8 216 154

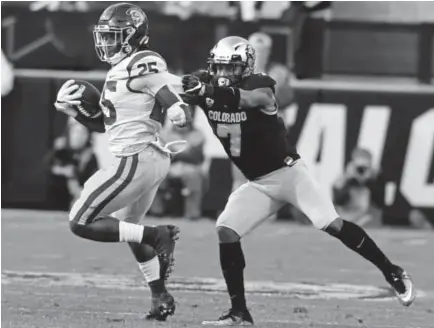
182 74 277 114
74 113 105 133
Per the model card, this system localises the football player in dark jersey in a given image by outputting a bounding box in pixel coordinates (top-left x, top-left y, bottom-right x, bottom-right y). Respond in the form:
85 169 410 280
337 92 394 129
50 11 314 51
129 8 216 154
230 32 295 191
182 36 415 326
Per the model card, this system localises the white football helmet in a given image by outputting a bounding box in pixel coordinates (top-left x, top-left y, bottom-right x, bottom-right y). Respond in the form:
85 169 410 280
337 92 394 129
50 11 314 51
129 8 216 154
207 36 256 86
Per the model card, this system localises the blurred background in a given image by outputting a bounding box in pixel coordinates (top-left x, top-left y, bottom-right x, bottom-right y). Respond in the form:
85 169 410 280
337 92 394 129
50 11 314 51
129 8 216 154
2 1 434 229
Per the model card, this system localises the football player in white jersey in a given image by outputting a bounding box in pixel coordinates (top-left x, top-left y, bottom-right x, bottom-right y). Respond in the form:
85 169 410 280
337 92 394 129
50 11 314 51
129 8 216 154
54 3 189 321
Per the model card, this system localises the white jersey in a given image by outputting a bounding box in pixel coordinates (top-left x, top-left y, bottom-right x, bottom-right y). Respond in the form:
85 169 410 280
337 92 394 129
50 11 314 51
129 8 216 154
100 50 182 156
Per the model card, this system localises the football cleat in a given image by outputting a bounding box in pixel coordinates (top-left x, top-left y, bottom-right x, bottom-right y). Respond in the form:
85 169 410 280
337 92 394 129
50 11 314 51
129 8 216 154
202 308 254 326
153 225 180 281
145 291 176 321
385 265 416 306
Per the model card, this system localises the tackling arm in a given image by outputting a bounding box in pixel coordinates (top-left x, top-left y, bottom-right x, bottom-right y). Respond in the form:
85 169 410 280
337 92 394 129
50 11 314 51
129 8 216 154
182 73 277 114
203 84 276 113
239 88 275 110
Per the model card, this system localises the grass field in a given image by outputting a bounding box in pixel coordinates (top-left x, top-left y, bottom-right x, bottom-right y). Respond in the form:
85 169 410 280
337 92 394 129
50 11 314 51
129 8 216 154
2 209 433 328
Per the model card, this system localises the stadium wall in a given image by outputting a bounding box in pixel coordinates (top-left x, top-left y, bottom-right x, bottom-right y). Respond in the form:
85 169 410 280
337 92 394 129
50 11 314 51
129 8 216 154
2 7 433 81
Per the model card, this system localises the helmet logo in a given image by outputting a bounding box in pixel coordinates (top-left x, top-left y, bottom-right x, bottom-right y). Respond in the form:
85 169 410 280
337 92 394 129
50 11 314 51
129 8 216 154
126 8 145 26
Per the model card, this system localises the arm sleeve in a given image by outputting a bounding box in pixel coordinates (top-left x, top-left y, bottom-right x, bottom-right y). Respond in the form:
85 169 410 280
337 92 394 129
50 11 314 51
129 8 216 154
74 114 105 133
208 86 276 113
206 74 277 112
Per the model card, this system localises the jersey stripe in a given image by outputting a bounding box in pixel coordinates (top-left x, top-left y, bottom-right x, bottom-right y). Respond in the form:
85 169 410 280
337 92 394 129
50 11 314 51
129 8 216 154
155 84 182 110
72 157 128 224
85 154 139 224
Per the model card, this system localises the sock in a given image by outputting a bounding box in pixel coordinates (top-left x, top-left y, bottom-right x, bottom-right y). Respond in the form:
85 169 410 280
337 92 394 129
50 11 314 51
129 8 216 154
138 256 166 296
138 256 160 283
119 221 144 243
220 242 247 311
327 220 395 276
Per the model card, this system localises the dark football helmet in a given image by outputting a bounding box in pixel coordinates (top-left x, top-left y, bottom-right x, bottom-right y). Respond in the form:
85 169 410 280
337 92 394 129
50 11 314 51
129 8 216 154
93 2 149 65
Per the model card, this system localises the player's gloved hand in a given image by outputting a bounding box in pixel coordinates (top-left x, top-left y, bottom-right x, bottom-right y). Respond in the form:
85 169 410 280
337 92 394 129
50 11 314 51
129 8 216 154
182 74 203 95
181 70 211 105
167 103 189 127
180 92 199 105
54 80 82 117
182 74 214 98
191 69 211 84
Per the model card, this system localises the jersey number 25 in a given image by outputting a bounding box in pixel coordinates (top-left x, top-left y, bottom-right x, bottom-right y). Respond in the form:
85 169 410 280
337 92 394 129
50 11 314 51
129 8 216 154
217 123 241 157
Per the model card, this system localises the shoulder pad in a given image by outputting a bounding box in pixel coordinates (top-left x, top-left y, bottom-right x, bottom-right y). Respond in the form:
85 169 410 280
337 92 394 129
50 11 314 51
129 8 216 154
240 74 276 90
126 51 168 78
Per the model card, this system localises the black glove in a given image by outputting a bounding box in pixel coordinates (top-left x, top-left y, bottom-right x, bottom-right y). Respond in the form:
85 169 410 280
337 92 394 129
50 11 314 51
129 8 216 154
180 92 199 105
182 74 203 95
191 69 211 84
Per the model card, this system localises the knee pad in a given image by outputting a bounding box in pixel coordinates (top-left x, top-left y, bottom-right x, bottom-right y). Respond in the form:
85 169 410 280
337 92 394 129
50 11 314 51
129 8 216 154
216 225 240 243
323 217 344 236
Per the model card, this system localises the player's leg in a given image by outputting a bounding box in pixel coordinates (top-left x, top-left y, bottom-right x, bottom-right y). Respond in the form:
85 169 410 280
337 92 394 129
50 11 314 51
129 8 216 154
69 152 179 257
203 182 282 326
115 189 166 293
324 217 415 306
116 173 176 320
279 160 415 306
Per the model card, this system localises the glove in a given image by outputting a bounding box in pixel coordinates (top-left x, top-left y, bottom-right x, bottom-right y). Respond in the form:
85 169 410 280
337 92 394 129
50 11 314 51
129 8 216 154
54 80 83 117
192 69 211 84
180 70 212 105
182 74 204 95
167 103 189 127
180 92 199 105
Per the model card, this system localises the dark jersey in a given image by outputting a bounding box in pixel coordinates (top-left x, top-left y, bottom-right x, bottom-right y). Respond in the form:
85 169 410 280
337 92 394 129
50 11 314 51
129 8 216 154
199 74 299 180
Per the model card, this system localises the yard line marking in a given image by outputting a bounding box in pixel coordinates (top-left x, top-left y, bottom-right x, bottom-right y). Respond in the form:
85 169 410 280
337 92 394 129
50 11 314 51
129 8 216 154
2 270 430 301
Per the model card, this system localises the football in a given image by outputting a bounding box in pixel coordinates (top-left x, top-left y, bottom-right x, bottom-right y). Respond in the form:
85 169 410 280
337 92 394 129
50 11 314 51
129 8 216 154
73 80 102 119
